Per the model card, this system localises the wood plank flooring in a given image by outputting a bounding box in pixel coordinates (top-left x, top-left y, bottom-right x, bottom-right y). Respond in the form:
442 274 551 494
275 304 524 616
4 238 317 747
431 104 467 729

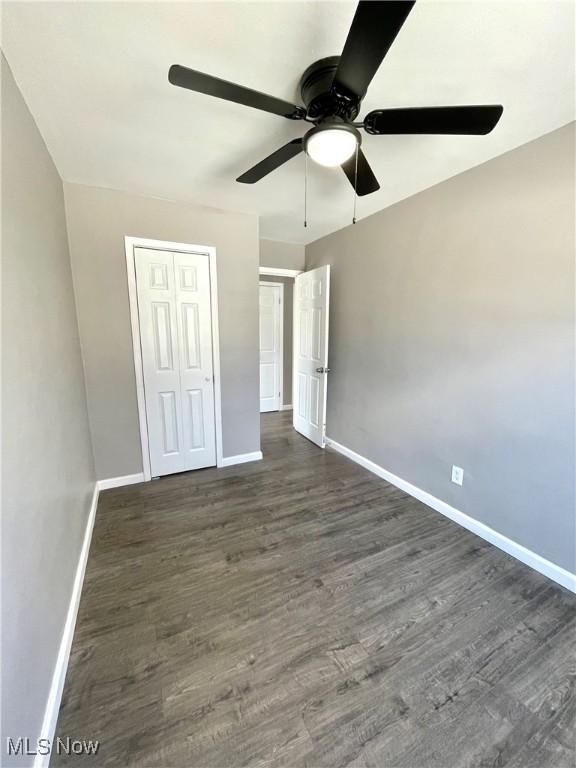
54 412 576 767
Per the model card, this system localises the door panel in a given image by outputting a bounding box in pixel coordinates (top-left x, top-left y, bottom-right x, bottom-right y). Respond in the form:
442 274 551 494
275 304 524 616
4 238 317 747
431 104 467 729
299 308 309 356
152 302 174 370
135 247 216 476
181 303 201 369
309 375 320 427
259 284 282 412
136 249 184 475
159 391 179 454
184 388 205 450
293 266 330 447
311 307 322 361
174 251 216 468
297 372 307 418
260 363 276 398
178 264 197 291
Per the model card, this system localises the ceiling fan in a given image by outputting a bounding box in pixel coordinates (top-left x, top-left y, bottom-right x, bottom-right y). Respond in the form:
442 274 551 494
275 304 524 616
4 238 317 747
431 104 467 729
169 0 503 196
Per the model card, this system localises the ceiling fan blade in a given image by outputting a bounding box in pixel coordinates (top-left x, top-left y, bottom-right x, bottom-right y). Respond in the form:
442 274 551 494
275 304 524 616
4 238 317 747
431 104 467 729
169 65 305 120
341 149 380 196
237 139 304 184
333 1 416 100
364 105 504 135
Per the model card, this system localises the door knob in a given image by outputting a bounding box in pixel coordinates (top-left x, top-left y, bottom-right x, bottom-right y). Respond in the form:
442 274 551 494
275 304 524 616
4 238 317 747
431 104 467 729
204 376 212 382
316 367 331 373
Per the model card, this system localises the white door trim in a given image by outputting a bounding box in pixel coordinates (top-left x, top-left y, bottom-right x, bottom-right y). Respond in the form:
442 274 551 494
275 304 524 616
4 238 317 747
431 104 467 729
259 281 284 412
125 235 224 479
259 267 302 278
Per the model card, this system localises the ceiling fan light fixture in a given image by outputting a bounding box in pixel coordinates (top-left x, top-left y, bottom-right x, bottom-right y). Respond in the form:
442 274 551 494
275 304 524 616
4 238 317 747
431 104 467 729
305 123 361 167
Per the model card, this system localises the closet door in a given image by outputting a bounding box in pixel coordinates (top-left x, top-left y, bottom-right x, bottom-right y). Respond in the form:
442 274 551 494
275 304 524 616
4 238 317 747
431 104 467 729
135 248 216 476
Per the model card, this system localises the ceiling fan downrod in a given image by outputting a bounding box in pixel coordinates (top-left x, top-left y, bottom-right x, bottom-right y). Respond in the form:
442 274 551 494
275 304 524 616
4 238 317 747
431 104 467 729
352 143 359 225
304 152 308 229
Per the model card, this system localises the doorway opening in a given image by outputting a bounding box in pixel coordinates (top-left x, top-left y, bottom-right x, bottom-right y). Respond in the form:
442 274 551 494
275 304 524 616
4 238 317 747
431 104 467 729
259 279 289 413
258 268 300 415
259 281 284 412
258 264 331 450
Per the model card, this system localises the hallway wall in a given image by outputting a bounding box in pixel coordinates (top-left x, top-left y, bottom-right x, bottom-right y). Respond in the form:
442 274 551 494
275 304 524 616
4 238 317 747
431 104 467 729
260 239 305 270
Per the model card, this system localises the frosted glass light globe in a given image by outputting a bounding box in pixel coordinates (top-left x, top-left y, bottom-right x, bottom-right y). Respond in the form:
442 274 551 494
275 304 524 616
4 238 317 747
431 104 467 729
306 128 358 167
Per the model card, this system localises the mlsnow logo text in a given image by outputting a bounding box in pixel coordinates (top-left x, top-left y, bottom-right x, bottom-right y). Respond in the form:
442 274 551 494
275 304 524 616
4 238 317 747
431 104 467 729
7 737 100 757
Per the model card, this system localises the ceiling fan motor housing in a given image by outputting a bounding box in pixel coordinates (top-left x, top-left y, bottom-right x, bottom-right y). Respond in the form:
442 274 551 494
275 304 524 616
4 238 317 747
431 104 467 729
300 57 361 122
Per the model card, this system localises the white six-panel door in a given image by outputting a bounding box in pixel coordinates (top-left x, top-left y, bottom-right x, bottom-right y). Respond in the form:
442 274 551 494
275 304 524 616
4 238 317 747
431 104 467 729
259 283 282 412
135 247 216 476
293 265 330 447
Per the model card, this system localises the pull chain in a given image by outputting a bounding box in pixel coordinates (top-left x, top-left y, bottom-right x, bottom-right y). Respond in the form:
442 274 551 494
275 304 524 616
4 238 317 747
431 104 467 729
304 151 308 228
352 143 359 225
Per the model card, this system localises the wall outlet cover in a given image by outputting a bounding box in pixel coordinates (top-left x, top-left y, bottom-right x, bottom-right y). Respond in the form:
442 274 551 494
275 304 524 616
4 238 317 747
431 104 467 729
451 465 464 486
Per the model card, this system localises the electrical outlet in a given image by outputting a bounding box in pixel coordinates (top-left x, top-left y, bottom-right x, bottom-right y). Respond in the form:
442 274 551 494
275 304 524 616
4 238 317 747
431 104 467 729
451 465 464 486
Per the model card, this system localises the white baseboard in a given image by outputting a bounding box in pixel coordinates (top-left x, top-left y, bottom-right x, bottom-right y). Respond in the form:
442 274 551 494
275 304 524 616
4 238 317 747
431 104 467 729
325 437 576 593
97 472 145 491
221 451 263 467
280 404 293 411
34 483 100 768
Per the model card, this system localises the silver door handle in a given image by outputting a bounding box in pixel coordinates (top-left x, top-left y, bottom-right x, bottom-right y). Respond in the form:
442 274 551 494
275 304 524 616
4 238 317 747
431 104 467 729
316 367 331 373
204 376 212 382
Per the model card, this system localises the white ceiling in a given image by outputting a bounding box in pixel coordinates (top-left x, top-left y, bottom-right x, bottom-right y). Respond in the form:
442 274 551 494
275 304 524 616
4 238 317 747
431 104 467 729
2 1 574 244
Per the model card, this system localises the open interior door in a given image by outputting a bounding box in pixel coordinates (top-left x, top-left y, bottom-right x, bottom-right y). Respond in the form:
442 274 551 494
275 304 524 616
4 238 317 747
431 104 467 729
293 265 330 447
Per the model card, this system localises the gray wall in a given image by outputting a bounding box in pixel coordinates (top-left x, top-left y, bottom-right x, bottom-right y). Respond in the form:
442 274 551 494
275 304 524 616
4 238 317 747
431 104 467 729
306 123 575 573
1 58 96 765
260 239 305 270
259 276 294 407
64 183 260 480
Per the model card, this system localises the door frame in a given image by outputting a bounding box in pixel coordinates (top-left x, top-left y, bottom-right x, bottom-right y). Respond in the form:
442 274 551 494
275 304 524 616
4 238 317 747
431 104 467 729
259 267 302 278
259 281 284 412
125 235 224 480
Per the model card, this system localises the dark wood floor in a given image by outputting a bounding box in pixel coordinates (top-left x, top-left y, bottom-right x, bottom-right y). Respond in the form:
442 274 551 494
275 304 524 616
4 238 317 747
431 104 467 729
55 411 576 767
